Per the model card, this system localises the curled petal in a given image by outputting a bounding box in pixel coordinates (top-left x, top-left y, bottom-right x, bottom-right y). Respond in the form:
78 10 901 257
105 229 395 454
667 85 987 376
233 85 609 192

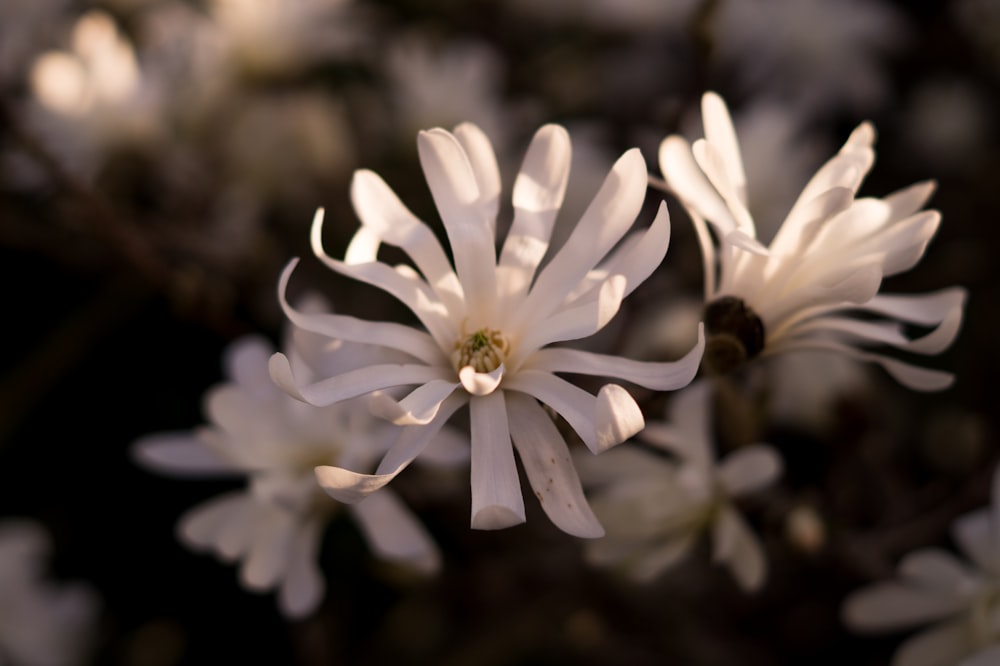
594 384 644 453
369 380 459 425
458 363 505 396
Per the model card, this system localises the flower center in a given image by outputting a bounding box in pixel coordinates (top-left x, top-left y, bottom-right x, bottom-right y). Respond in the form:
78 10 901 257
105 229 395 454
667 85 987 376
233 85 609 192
452 327 509 373
702 296 765 375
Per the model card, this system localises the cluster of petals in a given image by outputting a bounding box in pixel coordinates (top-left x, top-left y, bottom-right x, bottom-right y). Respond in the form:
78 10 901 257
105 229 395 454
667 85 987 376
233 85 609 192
269 121 705 536
578 379 781 590
843 463 1000 666
133 323 463 618
659 91 966 390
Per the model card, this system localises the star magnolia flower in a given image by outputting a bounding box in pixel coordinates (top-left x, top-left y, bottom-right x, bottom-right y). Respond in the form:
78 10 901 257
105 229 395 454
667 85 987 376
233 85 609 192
843 464 1000 666
658 91 966 390
133 324 464 618
578 379 781 590
0 519 100 666
270 122 705 536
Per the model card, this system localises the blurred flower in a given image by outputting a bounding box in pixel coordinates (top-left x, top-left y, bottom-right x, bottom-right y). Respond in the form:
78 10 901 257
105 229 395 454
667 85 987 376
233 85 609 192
843 463 1000 666
579 380 781 590
709 0 908 117
26 9 165 178
133 320 463 619
270 122 704 536
658 91 967 390
0 519 100 666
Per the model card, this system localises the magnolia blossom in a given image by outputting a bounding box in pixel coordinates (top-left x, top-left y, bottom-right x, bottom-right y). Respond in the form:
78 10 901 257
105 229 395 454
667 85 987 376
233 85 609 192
658 91 966 390
843 464 1000 666
133 326 463 618
270 122 705 536
0 519 100 666
578 380 781 590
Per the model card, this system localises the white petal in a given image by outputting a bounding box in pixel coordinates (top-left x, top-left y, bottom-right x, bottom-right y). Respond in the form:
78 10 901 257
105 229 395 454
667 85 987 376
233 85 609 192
659 135 737 233
524 322 705 391
504 370 597 452
628 532 699 583
177 492 255 561
458 363 504 396
899 549 979 591
314 394 466 503
277 259 445 365
350 170 464 314
507 392 603 538
350 490 440 573
893 619 975 666
224 336 278 397
469 392 525 530
498 124 570 292
517 147 647 328
718 445 782 497
514 275 627 353
368 380 460 425
239 506 296 591
842 581 969 632
594 384 644 453
692 137 755 235
453 122 502 233
278 518 325 619
712 504 767 592
131 433 236 477
269 353 451 407
701 91 747 208
417 128 497 321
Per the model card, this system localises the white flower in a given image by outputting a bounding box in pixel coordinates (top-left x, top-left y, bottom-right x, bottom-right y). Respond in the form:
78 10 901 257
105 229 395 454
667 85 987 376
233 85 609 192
843 464 1000 666
133 324 463 619
0 519 100 666
578 379 781 590
658 91 967 390
270 122 705 536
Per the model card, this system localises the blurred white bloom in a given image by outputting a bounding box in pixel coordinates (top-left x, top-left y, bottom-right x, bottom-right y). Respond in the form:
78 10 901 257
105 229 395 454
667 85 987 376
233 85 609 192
0 520 100 666
26 10 165 178
207 0 369 79
843 463 1000 666
709 0 907 117
270 122 704 536
134 325 463 618
658 91 967 390
579 380 781 590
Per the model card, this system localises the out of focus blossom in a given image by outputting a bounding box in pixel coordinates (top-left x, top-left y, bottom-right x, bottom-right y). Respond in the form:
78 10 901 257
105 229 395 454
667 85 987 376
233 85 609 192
709 0 908 117
843 463 1000 666
658 92 967 390
269 122 704 536
579 380 781 590
133 321 464 618
0 520 100 666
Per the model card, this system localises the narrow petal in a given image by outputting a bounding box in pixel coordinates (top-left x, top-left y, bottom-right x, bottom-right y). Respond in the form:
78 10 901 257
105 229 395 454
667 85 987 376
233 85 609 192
659 135 736 233
278 519 325 619
314 394 466 503
224 335 278 396
469 392 526 530
269 353 451 407
503 370 597 452
506 392 603 538
131 433 236 477
718 445 783 497
239 506 296 591
701 91 747 207
417 128 497 321
177 492 254 561
517 148 647 328
712 504 767 592
514 275 627 354
453 122 502 234
350 490 440 573
523 322 705 391
899 549 978 591
692 138 755 235
458 363 505 396
350 170 464 313
594 384 644 453
892 620 975 666
498 124 571 301
842 582 968 632
277 259 444 365
628 533 699 583
368 380 460 425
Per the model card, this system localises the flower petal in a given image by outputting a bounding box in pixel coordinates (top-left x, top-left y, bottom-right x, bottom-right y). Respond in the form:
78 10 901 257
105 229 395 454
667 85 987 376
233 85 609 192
892 619 975 666
514 275 627 354
224 335 278 397
503 370 597 452
278 518 325 619
842 581 969 632
712 504 767 592
701 91 747 209
368 380 460 425
594 384 644 453
458 363 504 396
628 532 699 583
659 135 737 234
524 322 705 391
469 392 526 530
131 433 236 477
453 122 502 235
350 490 440 573
239 506 296 591
718 445 783 497
177 492 255 561
506 392 603 538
